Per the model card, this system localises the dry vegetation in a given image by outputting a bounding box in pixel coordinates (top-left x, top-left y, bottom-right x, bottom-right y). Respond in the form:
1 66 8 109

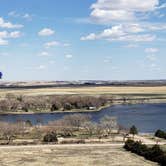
0 145 158 166
1 86 166 97
0 94 108 113
0 86 164 165
1 85 166 113
0 114 120 145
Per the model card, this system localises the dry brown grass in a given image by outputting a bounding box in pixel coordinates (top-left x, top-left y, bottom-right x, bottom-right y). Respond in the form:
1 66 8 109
1 86 166 97
0 145 158 166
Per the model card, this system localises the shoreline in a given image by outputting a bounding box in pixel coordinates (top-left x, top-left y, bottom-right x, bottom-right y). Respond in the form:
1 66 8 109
0 98 166 115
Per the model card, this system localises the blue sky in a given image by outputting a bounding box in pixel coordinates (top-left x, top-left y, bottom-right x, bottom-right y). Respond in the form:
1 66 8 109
0 0 166 81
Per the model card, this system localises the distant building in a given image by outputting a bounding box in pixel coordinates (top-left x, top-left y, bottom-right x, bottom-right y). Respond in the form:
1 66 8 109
88 107 96 110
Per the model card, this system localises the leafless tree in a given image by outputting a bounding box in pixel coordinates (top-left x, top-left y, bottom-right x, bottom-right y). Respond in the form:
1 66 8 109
62 114 91 130
82 121 96 137
0 122 24 144
100 116 118 135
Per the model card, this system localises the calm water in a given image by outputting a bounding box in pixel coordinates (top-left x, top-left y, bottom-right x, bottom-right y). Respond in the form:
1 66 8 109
0 103 166 133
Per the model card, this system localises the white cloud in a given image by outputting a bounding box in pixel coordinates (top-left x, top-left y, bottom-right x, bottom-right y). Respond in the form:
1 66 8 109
39 51 49 57
0 39 8 45
36 65 46 70
8 11 33 20
23 13 32 20
81 33 96 41
90 8 134 23
10 31 22 38
81 24 155 42
104 57 112 63
25 65 47 70
91 0 159 11
0 31 8 38
146 54 157 61
145 48 159 53
81 0 166 44
0 31 22 46
124 44 138 48
63 43 71 47
111 34 156 42
0 31 22 39
0 17 23 29
65 54 73 59
155 3 166 9
44 41 60 48
90 0 160 23
38 28 55 36
144 23 166 31
8 11 19 17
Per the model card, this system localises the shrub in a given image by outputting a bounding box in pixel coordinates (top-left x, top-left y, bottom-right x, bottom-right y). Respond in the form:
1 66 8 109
43 132 58 143
155 130 166 139
160 154 166 166
129 125 138 137
147 145 163 161
123 139 135 151
60 139 85 144
64 103 73 110
124 140 166 166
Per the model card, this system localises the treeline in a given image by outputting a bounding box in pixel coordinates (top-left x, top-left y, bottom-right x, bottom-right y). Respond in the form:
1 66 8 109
43 114 118 143
155 130 166 139
0 114 118 145
0 94 109 112
124 140 166 166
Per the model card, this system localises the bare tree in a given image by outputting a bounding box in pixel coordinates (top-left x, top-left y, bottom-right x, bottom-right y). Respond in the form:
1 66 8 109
62 114 91 130
100 116 118 136
94 124 104 141
82 121 96 137
0 122 24 144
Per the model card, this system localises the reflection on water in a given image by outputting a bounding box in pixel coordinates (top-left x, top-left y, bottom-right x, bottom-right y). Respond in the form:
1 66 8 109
0 103 166 133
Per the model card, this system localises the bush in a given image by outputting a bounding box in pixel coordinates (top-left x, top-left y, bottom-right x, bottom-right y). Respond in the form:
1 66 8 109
123 139 135 151
129 125 138 137
60 139 85 144
43 132 58 143
155 130 166 139
146 145 164 162
124 140 166 166
160 154 166 166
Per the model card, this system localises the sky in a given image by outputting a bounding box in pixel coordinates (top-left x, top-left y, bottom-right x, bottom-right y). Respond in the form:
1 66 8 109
0 0 166 81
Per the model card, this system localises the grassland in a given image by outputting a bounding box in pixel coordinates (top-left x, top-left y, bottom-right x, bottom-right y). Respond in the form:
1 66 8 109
1 86 166 96
0 144 158 166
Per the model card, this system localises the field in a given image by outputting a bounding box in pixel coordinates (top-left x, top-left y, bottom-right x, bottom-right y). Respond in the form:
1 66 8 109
1 86 166 96
0 144 158 166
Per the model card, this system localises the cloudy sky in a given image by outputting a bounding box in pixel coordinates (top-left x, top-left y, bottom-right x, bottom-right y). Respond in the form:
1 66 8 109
0 0 166 81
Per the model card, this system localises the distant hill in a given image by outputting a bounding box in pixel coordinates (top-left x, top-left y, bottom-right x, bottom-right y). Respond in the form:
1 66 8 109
1 80 166 89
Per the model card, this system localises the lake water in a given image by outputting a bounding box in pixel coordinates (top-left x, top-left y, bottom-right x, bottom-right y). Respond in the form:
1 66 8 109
0 103 166 133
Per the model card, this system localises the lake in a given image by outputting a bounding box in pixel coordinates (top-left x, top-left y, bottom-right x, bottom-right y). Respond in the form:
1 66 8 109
0 103 166 133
